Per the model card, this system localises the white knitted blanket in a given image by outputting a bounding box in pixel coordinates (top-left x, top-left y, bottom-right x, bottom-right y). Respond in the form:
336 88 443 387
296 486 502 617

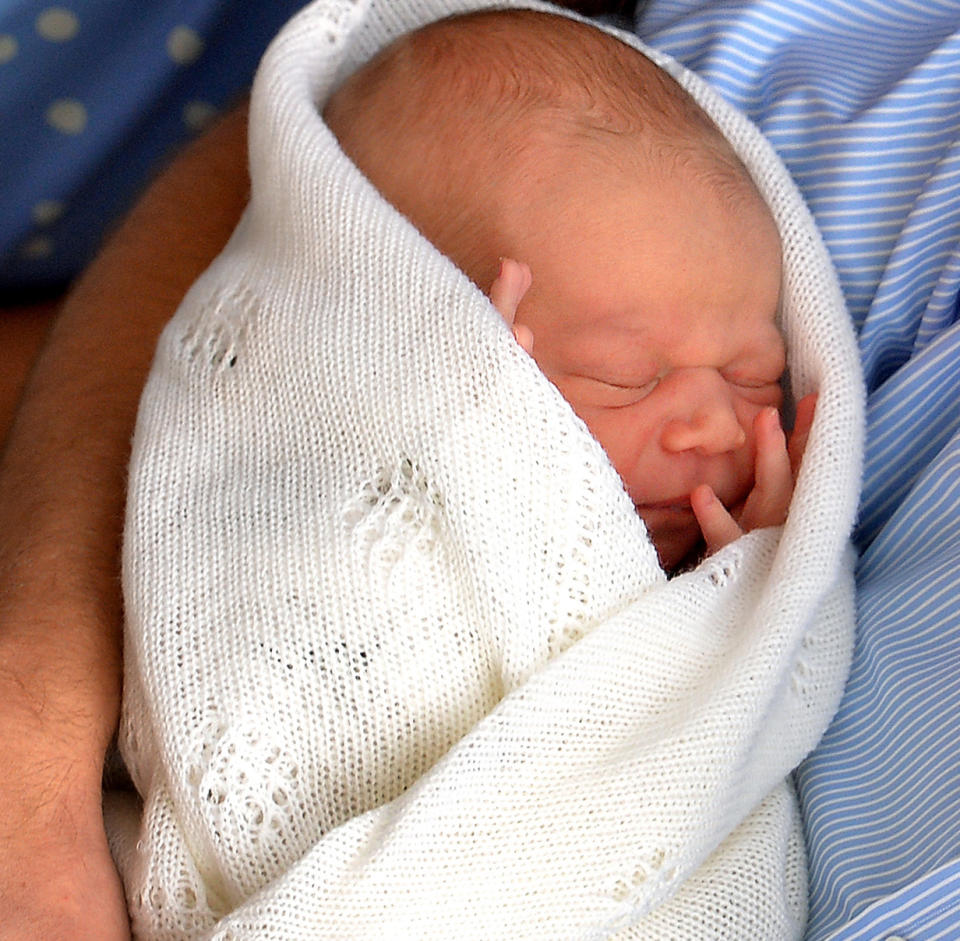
106 1 865 938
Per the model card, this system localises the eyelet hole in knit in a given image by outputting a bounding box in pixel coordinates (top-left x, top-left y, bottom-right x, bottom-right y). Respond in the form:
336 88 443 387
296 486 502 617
544 529 602 658
344 457 446 568
320 0 366 42
542 439 613 658
176 886 198 911
609 848 674 905
177 284 259 374
182 716 308 899
704 553 740 590
792 629 818 696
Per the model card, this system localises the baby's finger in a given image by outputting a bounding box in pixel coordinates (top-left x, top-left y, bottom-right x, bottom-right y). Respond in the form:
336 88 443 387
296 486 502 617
691 484 742 554
788 393 817 477
489 257 532 325
744 406 793 529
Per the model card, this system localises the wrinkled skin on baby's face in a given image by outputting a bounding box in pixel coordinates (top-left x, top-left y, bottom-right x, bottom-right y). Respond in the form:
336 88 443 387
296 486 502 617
499 152 786 569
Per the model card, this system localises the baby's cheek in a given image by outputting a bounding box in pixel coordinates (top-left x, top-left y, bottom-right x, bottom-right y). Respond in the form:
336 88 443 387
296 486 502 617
578 410 638 483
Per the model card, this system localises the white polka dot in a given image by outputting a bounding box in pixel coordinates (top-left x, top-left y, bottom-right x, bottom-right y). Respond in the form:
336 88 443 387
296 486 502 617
36 7 80 42
0 34 18 63
21 236 55 260
46 98 87 134
32 200 65 226
166 25 204 65
183 100 217 132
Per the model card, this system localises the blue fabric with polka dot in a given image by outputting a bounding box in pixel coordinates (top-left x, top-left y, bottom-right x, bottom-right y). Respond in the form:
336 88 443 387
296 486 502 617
0 1 307 297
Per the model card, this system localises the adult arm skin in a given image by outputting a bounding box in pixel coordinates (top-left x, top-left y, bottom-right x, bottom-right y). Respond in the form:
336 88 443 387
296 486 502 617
0 103 249 941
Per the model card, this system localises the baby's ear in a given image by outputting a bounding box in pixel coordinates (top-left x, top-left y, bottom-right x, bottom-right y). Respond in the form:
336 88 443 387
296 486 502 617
489 258 534 353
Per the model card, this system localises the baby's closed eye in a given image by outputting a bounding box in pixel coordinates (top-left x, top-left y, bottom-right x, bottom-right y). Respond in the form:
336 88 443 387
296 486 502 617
722 341 786 400
723 373 783 406
564 375 660 409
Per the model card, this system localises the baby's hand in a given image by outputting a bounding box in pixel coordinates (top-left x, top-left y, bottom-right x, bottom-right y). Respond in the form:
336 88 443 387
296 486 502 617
690 393 817 556
489 257 534 354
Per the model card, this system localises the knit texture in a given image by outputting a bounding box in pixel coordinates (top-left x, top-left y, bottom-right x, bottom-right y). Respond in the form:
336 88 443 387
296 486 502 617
106 1 865 937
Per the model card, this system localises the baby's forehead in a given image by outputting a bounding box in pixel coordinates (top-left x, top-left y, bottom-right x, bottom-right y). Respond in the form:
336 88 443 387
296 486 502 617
515 159 785 374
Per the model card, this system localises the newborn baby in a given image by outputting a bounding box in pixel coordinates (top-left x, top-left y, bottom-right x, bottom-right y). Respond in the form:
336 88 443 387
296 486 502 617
110 4 861 938
324 8 815 570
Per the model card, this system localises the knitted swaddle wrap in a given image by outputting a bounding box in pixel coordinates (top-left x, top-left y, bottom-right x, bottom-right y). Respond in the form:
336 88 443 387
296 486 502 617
106 0 865 937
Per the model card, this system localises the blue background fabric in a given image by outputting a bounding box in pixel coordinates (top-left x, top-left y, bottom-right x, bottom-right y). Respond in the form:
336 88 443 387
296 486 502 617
3 0 960 937
633 2 960 937
0 0 307 297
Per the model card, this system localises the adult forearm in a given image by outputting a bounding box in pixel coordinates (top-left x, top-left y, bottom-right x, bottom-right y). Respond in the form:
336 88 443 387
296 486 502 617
0 103 250 759
0 103 249 938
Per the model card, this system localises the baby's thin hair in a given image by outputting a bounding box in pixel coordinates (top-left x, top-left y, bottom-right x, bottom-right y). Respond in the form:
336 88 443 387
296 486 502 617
324 10 756 283
420 10 721 143
328 10 726 158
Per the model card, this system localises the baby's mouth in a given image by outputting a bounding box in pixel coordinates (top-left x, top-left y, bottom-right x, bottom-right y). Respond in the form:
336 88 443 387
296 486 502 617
634 496 698 526
638 498 693 512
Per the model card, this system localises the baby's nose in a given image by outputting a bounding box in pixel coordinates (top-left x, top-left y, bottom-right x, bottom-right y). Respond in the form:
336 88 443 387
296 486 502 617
660 376 747 456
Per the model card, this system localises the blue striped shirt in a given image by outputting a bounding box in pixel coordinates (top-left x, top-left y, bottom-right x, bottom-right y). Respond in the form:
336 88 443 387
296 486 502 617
635 2 960 937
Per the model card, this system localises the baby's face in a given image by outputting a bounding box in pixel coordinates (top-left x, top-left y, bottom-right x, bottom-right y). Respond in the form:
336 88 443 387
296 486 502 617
503 151 785 569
